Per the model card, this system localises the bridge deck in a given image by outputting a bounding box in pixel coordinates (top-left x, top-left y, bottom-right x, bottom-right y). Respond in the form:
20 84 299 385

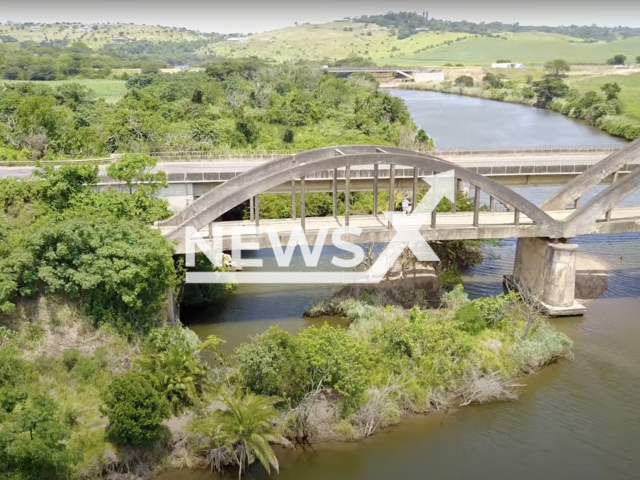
165 207 640 253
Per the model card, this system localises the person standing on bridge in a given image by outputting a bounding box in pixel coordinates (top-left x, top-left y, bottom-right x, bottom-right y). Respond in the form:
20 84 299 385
402 195 411 216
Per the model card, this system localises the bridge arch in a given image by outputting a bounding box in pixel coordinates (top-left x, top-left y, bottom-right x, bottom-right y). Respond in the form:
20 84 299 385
159 146 560 241
542 138 640 211
563 167 640 236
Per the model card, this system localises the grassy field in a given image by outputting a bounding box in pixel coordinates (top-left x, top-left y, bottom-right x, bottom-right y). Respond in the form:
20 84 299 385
565 73 640 119
0 23 209 48
1 79 127 102
210 23 640 66
397 33 640 65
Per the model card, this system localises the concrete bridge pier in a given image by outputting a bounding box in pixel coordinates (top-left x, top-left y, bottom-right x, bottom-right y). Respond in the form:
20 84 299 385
457 179 470 195
507 237 586 316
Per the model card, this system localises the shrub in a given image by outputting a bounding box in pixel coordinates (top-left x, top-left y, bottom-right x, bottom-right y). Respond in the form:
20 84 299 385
235 326 311 403
511 324 572 373
62 348 80 371
136 327 211 415
454 303 487 334
299 324 372 409
454 75 474 87
103 372 170 447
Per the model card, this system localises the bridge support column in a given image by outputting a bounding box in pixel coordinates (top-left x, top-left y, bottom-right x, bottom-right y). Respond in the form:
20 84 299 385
507 238 586 316
185 183 195 206
166 287 179 325
457 179 470 195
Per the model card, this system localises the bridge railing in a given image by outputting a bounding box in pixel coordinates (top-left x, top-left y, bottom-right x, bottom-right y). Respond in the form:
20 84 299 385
0 145 623 167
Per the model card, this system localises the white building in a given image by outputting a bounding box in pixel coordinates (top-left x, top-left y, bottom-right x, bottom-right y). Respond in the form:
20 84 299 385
492 63 525 69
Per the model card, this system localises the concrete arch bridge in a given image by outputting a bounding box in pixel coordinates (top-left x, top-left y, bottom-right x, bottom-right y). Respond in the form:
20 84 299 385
159 141 640 316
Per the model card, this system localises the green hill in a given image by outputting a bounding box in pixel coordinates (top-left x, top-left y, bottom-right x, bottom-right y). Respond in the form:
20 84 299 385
208 23 640 66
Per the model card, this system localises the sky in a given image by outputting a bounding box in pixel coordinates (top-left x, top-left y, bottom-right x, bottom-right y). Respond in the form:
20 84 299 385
1 0 639 34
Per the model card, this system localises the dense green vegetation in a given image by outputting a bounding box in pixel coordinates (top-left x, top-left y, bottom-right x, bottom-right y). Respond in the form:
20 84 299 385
0 156 177 335
0 61 427 160
0 39 216 82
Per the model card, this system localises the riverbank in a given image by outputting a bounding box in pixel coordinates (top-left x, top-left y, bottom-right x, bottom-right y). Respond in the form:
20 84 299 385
397 81 640 141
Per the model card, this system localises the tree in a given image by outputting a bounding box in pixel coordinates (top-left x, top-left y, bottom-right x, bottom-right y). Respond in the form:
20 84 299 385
606 55 626 65
103 372 170 447
454 75 474 87
544 59 571 76
601 82 621 101
532 77 569 107
106 153 167 194
637 55 640 65
191 390 289 478
35 164 99 211
26 216 176 335
0 393 79 480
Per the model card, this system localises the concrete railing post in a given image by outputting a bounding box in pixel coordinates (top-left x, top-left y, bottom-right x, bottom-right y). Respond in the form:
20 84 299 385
373 164 379 217
345 165 351 227
291 179 296 220
388 164 395 229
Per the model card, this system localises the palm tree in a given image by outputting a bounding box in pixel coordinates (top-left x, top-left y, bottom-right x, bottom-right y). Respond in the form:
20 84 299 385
205 390 289 479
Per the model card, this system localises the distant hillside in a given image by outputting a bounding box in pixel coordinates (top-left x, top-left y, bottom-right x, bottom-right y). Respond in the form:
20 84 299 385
0 21 223 48
209 22 640 66
2 17 639 67
206 22 473 64
355 11 640 41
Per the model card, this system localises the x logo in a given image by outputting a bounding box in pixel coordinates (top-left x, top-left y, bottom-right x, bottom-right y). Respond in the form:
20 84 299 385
363 170 456 282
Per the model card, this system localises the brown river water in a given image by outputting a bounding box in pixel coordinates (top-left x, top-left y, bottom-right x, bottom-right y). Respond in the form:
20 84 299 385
161 91 640 480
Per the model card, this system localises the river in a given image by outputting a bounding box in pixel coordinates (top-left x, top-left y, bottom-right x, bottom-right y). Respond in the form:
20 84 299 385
168 91 640 480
